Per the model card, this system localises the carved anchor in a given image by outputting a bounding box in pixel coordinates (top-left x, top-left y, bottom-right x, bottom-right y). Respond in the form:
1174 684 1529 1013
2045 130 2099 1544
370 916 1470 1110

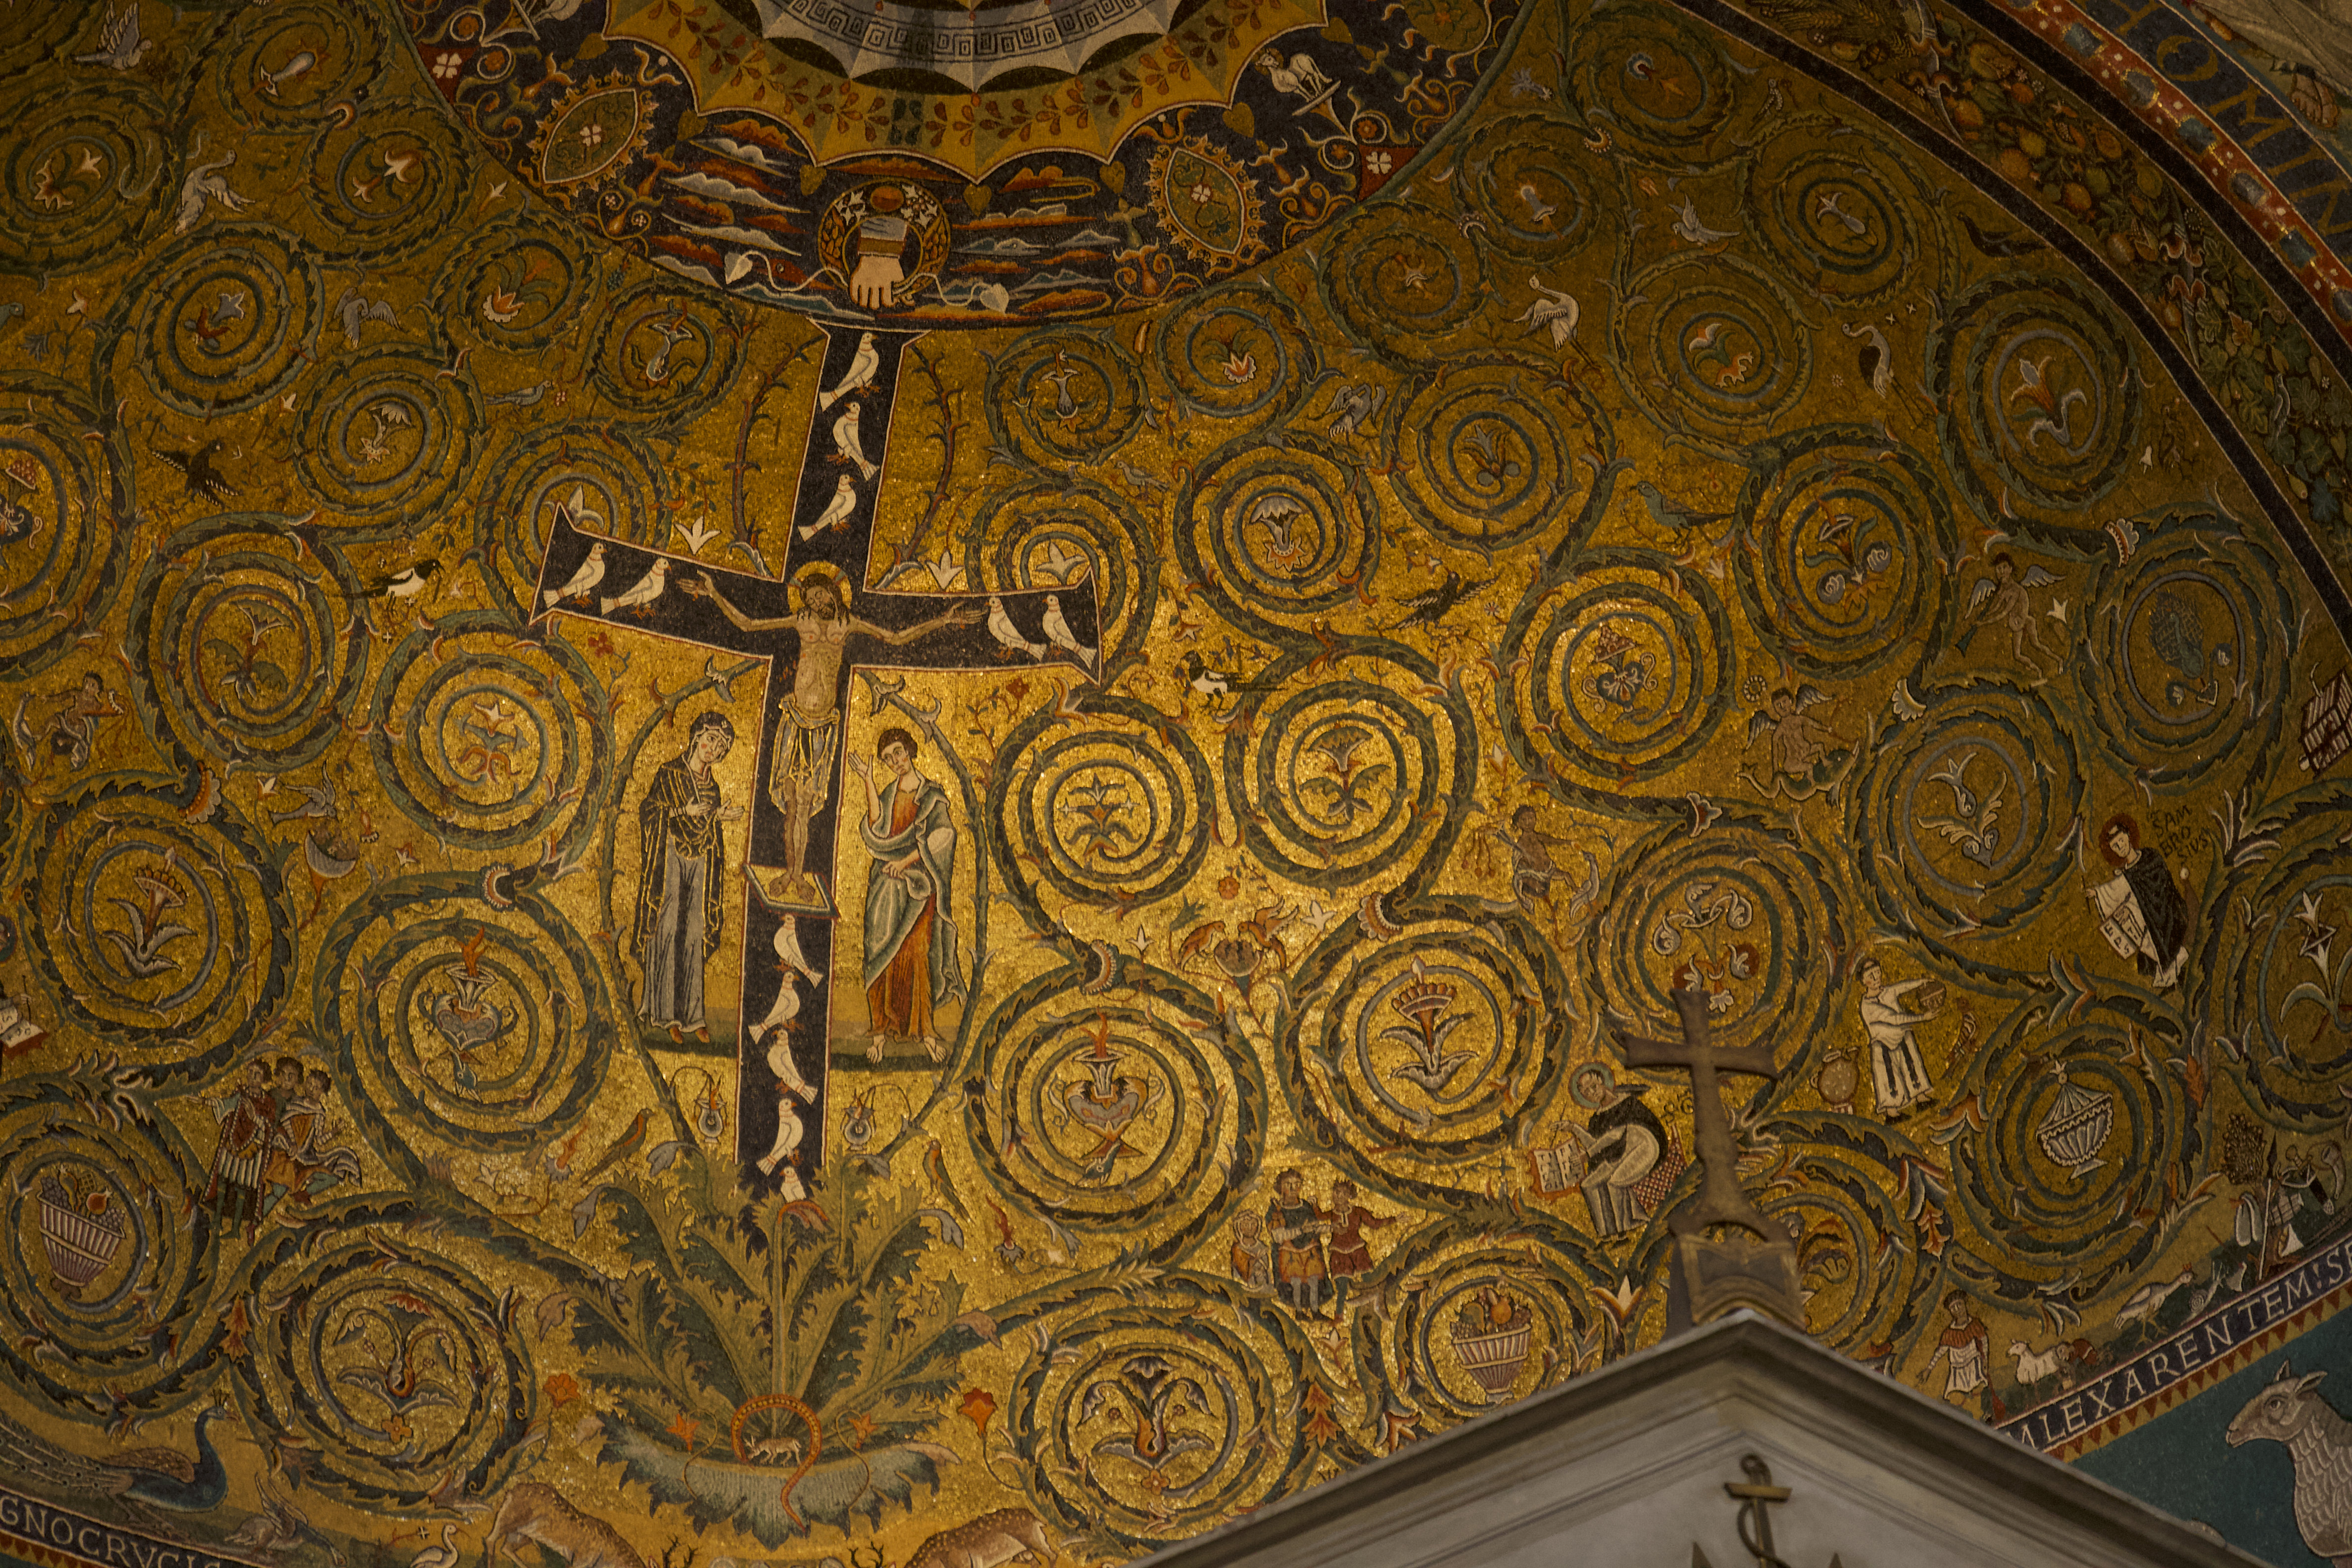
1690 1454 1846 1568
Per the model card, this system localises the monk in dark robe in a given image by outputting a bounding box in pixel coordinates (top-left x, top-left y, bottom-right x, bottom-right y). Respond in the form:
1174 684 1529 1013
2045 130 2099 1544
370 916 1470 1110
1571 1062 1667 1237
2088 812 2192 991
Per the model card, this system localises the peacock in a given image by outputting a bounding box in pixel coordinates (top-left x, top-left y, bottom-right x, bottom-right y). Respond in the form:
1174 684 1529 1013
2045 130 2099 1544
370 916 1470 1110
2144 585 2234 708
0 1398 235 1531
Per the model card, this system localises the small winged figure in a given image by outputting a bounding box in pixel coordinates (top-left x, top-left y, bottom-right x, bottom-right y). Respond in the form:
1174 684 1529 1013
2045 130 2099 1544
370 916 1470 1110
1740 685 1853 801
1960 552 2061 677
1916 746 2005 868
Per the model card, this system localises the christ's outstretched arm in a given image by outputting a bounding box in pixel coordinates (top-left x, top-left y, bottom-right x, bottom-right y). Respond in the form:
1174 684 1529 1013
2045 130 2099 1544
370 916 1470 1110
855 605 983 645
687 572 797 634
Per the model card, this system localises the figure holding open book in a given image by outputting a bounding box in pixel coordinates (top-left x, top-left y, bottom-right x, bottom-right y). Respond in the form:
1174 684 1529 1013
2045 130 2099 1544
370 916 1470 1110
2085 812 2191 991
1565 1063 1669 1237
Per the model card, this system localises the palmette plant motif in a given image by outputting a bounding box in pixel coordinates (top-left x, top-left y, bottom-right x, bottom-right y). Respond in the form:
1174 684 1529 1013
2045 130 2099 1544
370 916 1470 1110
564 1149 972 1542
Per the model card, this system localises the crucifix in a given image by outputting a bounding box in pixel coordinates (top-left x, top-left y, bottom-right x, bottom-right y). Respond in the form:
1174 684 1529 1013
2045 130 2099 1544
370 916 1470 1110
531 322 1101 1191
1610 987 1803 1332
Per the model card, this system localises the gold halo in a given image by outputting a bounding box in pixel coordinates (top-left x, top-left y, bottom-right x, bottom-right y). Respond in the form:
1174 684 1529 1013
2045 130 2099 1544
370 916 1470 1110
787 560 851 613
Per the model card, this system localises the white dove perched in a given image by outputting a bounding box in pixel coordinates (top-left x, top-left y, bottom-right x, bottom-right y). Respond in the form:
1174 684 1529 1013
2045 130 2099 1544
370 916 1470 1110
542 542 605 610
755 920 824 1191
800 473 859 540
755 918 825 1040
987 594 1045 659
833 402 878 481
599 557 668 616
819 332 879 410
1041 594 1095 668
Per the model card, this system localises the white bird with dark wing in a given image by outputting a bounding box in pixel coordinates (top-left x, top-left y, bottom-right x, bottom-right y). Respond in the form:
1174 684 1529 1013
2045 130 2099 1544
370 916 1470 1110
819 332 879 410
542 542 605 610
1844 320 1894 397
600 557 669 617
833 402 879 481
1040 594 1095 669
370 559 440 600
75 2 152 68
800 474 859 540
987 594 1045 659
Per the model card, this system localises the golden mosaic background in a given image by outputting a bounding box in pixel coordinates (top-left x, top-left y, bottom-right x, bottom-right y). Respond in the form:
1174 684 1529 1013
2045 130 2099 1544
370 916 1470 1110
3 0 2352 1561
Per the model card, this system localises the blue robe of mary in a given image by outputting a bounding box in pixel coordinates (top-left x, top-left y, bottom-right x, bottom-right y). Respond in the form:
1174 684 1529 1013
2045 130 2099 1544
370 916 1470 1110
635 756 727 1028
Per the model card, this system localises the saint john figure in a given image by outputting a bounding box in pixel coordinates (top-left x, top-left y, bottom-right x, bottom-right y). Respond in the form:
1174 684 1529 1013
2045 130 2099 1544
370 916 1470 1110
850 726 964 1059
634 711 741 1036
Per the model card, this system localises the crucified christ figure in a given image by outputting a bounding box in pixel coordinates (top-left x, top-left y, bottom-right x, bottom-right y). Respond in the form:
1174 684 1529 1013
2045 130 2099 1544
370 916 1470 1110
681 566 979 904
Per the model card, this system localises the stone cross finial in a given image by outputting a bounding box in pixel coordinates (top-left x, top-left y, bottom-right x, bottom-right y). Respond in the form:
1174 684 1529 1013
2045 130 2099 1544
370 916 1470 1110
1610 987 1803 1332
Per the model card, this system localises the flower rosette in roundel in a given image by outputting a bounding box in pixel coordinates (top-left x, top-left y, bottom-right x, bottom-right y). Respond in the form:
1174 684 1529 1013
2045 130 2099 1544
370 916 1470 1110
965 988 1244 1238
1929 273 2142 521
1581 820 1843 1067
1288 917 1563 1198
1177 435 1381 632
314 888 612 1161
1011 1293 1300 1551
233 1221 533 1508
1614 253 1813 446
2076 517 2286 792
1741 122 1938 308
2216 836 2352 1127
1567 6 1740 162
1316 200 1489 366
1225 660 1463 890
134 225 326 418
991 698 1215 912
1847 682 2089 980
1502 548 1735 789
988 327 1148 470
30 795 288 1072
1731 428 1958 679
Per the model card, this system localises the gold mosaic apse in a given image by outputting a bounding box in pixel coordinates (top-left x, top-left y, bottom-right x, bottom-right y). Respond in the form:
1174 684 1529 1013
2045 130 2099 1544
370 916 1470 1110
2 0 2352 1561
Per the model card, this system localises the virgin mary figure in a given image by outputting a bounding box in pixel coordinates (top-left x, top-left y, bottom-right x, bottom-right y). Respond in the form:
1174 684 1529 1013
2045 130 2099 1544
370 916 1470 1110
634 711 742 1037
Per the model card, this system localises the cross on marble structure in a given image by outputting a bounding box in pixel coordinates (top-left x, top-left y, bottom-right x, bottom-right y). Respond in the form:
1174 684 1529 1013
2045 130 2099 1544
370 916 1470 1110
531 324 1102 1189
1610 987 1804 1331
